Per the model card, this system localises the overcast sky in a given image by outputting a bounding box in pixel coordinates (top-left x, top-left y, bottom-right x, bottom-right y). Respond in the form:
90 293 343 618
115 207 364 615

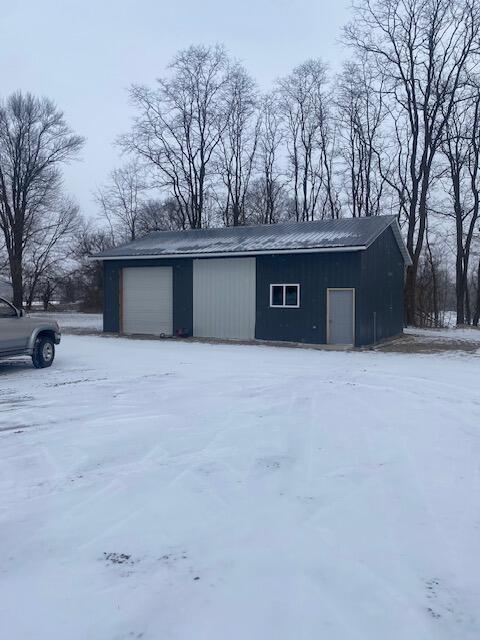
1 0 350 218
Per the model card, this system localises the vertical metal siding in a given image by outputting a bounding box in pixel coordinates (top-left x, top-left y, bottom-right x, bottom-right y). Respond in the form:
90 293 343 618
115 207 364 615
193 258 256 340
255 252 362 344
103 262 119 332
357 226 405 346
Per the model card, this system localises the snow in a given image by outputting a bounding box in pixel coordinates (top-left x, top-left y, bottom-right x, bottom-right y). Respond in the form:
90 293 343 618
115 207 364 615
406 326 480 342
96 217 395 259
30 311 103 331
1 335 479 640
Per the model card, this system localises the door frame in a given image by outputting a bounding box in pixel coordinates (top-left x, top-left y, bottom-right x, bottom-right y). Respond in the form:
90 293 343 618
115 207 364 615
326 288 356 346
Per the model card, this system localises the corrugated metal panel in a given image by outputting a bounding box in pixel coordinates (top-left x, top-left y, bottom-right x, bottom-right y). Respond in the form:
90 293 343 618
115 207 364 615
193 258 256 340
357 225 405 345
95 216 410 263
255 252 363 344
122 267 173 335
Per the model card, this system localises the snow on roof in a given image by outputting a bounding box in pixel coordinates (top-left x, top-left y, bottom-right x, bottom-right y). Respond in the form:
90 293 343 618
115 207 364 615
94 215 411 264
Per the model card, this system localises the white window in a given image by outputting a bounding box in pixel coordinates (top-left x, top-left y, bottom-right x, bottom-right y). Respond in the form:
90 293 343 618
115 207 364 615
269 284 300 308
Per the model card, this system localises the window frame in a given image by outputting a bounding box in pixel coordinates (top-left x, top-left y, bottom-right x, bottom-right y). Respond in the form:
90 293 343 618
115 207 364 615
0 297 18 319
269 283 301 309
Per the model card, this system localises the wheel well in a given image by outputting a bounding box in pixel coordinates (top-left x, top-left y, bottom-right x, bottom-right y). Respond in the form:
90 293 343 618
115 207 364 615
36 329 55 341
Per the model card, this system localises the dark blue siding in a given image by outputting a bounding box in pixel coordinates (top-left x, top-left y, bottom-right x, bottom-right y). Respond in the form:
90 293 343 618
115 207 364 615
357 226 405 346
102 227 405 346
103 262 120 332
103 259 193 335
255 252 362 344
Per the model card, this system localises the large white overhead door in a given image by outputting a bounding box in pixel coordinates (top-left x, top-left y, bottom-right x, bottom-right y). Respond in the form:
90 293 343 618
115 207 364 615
193 258 256 340
122 267 173 336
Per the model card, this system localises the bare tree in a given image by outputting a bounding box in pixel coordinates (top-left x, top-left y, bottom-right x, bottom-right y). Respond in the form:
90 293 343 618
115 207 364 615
95 161 147 243
441 80 480 324
0 236 8 274
137 198 186 233
121 45 232 229
0 92 84 307
277 59 330 221
473 254 480 325
336 59 388 217
318 104 342 219
416 227 453 327
251 94 286 224
217 64 259 226
345 0 480 325
23 199 81 309
71 221 113 312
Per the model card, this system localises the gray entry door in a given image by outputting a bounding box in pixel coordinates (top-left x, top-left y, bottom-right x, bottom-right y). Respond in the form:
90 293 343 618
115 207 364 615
193 258 256 340
122 267 173 336
327 289 355 345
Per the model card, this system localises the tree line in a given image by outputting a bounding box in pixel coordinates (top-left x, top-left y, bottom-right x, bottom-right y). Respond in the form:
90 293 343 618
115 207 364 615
1 0 479 326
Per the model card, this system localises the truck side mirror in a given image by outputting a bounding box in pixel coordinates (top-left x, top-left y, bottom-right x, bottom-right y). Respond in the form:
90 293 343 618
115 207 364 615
17 308 24 318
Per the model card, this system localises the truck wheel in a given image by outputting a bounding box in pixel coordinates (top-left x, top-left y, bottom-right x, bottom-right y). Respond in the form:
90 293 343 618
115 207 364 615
32 336 55 368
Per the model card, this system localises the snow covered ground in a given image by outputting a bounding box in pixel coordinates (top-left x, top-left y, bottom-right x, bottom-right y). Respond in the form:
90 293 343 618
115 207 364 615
1 335 479 640
405 325 480 342
29 310 480 344
31 311 103 331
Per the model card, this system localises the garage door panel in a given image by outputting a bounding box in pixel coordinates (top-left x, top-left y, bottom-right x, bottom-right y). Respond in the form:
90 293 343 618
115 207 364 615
193 258 256 340
122 267 173 335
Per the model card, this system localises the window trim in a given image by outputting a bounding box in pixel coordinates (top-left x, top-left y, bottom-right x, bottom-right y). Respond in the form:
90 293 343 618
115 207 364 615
0 297 18 319
269 284 300 308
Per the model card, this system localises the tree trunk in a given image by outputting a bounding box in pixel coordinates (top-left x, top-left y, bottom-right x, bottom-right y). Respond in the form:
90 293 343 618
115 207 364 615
465 281 471 325
405 263 417 326
426 236 439 327
473 259 480 326
456 247 465 325
10 257 23 309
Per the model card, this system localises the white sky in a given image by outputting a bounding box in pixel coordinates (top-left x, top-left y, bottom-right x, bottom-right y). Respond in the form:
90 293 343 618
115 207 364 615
0 0 350 217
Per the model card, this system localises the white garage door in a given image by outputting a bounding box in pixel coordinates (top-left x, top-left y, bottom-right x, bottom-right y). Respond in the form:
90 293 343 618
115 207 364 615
193 258 256 340
122 267 173 336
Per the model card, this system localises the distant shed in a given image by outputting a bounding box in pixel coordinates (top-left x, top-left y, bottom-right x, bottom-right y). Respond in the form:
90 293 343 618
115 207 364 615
94 216 411 347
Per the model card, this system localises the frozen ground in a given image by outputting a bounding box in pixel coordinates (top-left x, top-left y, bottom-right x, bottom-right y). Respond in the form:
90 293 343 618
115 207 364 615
0 335 479 640
31 311 103 331
405 326 480 342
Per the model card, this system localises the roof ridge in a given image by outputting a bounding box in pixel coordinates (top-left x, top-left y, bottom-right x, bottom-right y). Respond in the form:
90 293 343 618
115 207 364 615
145 214 397 234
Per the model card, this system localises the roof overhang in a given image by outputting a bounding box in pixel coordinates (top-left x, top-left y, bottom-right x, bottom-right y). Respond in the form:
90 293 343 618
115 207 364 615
389 219 413 266
91 245 368 261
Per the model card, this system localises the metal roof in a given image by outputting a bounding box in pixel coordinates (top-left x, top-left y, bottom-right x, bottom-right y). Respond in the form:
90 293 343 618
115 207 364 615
94 215 411 265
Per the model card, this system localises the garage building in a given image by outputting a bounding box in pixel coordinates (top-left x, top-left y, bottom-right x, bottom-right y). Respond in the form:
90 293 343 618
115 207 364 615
95 215 411 347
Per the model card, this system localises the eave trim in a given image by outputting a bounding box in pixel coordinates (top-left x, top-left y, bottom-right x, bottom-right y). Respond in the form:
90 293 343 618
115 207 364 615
91 245 368 261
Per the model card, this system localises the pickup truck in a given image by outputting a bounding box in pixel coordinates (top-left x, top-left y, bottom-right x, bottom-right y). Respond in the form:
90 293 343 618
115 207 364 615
0 297 61 368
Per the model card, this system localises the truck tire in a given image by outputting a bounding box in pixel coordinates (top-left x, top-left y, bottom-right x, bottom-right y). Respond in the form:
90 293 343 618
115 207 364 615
32 336 55 368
